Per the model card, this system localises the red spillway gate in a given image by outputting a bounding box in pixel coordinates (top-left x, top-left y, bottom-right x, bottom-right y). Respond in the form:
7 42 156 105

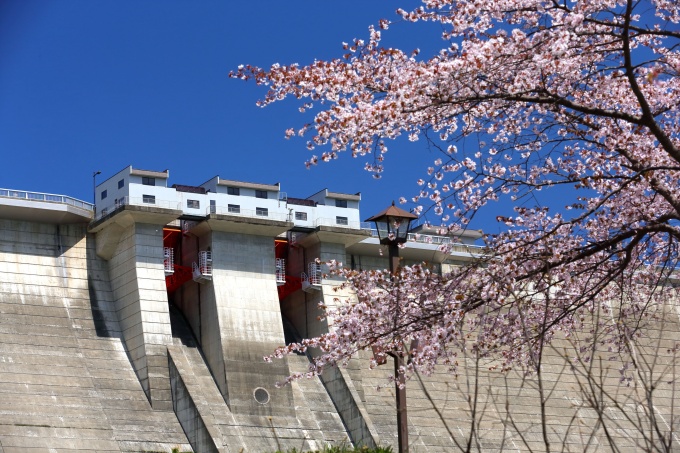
275 239 302 300
163 227 194 294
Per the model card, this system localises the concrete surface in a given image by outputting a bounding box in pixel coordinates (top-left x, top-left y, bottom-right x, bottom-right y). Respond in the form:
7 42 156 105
0 219 190 452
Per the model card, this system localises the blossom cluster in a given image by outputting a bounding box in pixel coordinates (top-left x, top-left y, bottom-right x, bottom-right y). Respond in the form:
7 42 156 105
235 0 680 382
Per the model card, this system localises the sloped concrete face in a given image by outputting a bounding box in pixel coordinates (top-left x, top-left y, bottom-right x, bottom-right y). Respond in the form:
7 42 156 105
100 222 174 410
200 231 296 417
280 235 380 448
341 305 680 452
168 300 350 453
0 219 190 452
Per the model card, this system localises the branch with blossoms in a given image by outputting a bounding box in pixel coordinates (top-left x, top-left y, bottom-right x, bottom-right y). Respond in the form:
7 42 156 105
238 0 680 384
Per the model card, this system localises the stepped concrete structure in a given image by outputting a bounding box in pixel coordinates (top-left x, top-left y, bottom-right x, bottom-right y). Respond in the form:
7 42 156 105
2 169 676 453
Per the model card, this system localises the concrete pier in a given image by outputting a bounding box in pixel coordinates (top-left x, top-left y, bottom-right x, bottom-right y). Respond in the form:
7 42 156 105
0 217 190 452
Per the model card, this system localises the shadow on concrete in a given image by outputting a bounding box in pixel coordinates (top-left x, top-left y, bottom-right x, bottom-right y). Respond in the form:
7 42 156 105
169 303 200 348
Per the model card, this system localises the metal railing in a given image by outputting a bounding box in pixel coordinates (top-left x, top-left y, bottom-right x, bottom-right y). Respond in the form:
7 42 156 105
315 217 368 230
95 196 182 220
308 262 321 285
0 188 93 211
275 258 286 284
367 228 485 254
406 232 455 245
198 251 212 276
301 263 321 291
207 205 289 222
192 250 213 283
446 243 486 255
163 247 174 274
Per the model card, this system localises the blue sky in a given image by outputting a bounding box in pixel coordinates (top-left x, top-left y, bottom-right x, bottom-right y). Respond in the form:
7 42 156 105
0 1 502 233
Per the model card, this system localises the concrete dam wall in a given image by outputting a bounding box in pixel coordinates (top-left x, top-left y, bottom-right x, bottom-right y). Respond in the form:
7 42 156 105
0 219 191 452
2 181 680 453
0 215 354 452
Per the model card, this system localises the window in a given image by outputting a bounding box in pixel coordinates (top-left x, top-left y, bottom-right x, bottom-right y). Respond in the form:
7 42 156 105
142 177 155 186
143 194 155 204
227 186 240 196
256 207 268 216
101 190 107 200
187 199 200 209
295 211 308 221
228 204 240 213
210 199 216 214
118 179 124 189
335 199 348 208
336 216 348 226
255 189 268 199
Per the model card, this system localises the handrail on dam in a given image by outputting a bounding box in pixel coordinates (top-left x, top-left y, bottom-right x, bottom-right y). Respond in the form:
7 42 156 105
95 196 182 220
368 228 486 253
0 188 94 211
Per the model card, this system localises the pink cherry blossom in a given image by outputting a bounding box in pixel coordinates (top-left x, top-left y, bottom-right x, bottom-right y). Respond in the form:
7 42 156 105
233 0 680 390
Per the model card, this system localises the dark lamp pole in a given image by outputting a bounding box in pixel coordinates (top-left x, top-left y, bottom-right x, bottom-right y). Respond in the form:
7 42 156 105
93 171 101 216
365 201 417 453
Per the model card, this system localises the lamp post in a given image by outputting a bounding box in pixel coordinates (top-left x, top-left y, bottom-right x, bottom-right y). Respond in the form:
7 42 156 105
365 201 417 453
93 170 101 216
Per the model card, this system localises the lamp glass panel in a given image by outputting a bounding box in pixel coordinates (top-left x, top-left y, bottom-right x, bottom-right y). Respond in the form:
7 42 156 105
389 216 411 240
374 220 389 241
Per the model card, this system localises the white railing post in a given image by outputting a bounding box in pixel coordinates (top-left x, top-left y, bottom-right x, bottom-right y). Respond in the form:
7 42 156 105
193 251 213 283
275 258 286 285
199 251 212 276
163 247 174 274
309 262 321 286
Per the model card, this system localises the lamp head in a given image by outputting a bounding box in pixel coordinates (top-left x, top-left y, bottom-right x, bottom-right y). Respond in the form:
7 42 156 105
365 201 418 245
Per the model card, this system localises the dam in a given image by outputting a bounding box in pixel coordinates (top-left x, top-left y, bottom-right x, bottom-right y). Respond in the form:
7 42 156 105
1 166 674 453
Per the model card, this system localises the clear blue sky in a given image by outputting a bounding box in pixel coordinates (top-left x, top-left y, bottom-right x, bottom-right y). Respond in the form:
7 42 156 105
0 1 501 232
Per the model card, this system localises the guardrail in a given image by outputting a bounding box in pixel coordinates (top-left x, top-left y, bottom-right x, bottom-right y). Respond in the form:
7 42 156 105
0 188 93 211
207 205 289 222
447 243 487 254
367 228 485 254
96 196 182 220
407 232 455 245
314 217 369 230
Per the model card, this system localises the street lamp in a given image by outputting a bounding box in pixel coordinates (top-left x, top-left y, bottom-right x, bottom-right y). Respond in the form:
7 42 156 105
365 201 417 453
93 171 101 217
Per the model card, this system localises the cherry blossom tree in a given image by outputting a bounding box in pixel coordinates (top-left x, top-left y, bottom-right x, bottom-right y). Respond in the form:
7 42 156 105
234 1 680 447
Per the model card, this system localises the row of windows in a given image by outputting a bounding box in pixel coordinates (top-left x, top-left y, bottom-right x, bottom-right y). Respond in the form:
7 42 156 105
294 211 347 225
104 183 346 210
227 186 268 199
224 204 268 216
137 198 348 225
103 179 347 207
